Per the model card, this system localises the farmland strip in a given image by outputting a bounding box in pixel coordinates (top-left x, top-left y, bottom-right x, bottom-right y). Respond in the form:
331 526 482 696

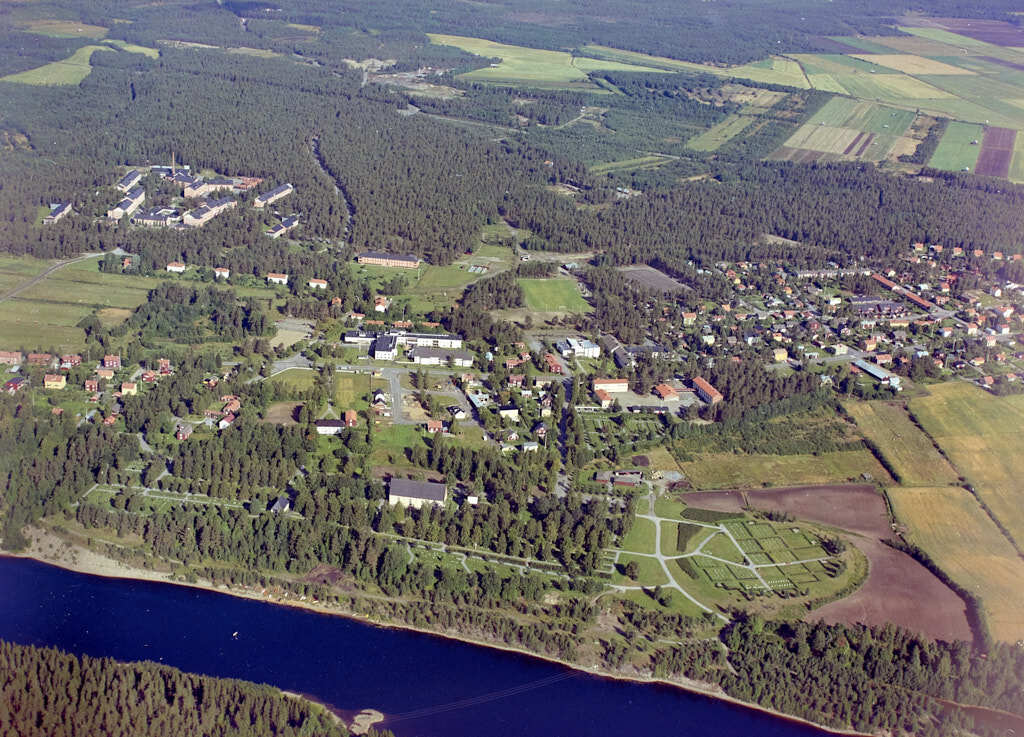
854 132 875 158
843 131 865 155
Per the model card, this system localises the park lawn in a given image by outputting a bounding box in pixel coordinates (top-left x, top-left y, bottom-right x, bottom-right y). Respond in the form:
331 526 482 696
611 553 668 587
653 496 686 520
615 586 707 617
2 45 114 85
909 382 1024 547
411 265 477 295
928 121 984 171
269 368 316 393
686 115 753 152
701 533 746 564
888 486 1024 642
844 400 960 486
619 517 656 554
519 278 591 313
680 450 891 490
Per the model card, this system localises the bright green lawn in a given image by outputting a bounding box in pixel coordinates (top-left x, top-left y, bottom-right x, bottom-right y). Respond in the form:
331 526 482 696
519 278 591 313
2 45 114 85
929 121 984 172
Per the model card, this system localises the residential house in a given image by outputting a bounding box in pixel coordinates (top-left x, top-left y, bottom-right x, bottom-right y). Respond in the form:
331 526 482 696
96 368 115 380
498 406 521 422
0 351 23 365
60 354 81 369
213 267 230 279
772 348 788 362
121 382 137 396
315 419 345 435
388 478 447 508
218 414 236 430
28 353 54 367
176 424 193 441
308 278 328 290
594 388 613 409
103 355 121 369
270 496 291 514
4 377 27 394
44 374 66 390
84 379 99 393
374 296 390 312
344 409 358 427
166 262 187 274
266 273 289 285
425 420 443 433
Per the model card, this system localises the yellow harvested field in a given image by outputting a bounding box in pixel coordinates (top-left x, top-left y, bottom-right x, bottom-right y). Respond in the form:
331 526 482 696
910 383 1024 548
784 124 860 154
850 54 975 76
807 74 849 94
845 401 960 486
888 486 1024 641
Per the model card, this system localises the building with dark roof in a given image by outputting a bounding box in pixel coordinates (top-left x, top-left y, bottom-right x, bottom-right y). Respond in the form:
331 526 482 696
389 478 447 508
254 183 293 208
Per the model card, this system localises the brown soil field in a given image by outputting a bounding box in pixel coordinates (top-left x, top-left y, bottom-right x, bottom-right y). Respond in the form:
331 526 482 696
684 484 972 641
263 401 302 424
974 126 1016 177
616 265 687 293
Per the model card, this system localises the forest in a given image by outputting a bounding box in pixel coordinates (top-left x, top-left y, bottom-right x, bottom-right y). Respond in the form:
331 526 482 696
0 640 377 737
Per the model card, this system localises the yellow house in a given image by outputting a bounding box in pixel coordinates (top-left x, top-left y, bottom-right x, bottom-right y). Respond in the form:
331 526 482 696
773 348 789 362
44 374 66 390
120 382 138 396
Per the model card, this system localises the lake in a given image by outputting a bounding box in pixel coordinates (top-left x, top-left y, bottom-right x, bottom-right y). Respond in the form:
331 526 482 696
0 556 833 737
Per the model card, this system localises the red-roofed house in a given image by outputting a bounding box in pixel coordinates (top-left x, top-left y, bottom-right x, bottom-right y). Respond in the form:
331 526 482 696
693 376 723 404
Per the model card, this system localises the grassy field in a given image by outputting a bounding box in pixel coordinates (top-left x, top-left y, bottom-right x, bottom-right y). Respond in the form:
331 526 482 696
909 383 1024 547
333 372 372 410
269 368 316 393
844 400 960 486
611 553 669 586
849 54 975 76
369 424 427 466
686 115 753 151
588 155 673 174
519 278 591 313
428 34 666 88
2 45 115 85
103 39 159 59
888 486 1024 641
1009 132 1024 182
775 97 916 162
928 121 985 172
680 450 891 490
21 19 108 38
618 517 656 555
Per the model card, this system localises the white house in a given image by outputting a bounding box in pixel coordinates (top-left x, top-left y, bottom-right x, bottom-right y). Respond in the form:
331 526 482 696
267 273 289 285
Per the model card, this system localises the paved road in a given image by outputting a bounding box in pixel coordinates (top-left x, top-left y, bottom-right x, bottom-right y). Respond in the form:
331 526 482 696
0 252 103 303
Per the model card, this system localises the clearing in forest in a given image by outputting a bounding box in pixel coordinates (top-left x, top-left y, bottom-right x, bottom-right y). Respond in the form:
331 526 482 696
686 115 753 151
909 383 1024 549
20 19 108 38
2 45 114 85
888 486 1024 642
844 400 960 486
427 35 667 89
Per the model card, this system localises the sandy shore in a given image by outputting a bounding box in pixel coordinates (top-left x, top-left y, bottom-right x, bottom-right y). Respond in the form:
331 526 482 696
8 526 871 737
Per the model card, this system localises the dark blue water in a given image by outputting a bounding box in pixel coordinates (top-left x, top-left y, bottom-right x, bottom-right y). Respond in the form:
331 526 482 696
0 556 832 737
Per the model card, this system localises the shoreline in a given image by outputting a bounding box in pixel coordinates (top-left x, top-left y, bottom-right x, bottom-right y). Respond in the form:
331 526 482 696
4 528 871 737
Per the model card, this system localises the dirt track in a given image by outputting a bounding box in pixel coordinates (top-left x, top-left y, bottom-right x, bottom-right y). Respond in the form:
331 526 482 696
683 484 973 642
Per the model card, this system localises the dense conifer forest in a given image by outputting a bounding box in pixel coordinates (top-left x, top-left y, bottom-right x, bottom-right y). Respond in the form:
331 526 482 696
0 640 374 737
